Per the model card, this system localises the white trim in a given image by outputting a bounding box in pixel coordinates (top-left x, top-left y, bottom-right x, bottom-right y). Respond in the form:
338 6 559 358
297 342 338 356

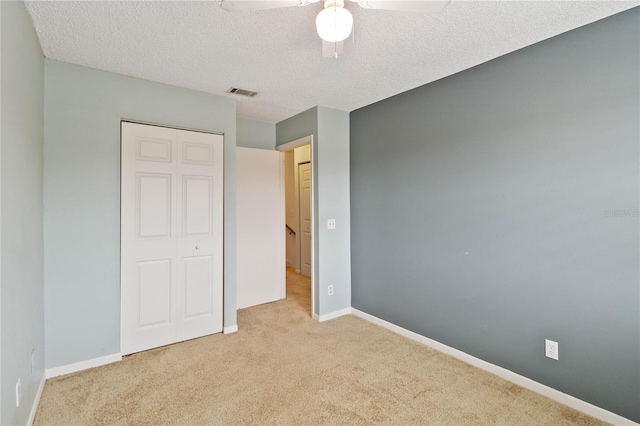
315 307 352 323
121 119 224 137
276 135 312 152
27 374 46 426
279 134 316 319
309 137 316 319
351 308 638 426
280 152 286 300
45 353 122 379
223 325 238 334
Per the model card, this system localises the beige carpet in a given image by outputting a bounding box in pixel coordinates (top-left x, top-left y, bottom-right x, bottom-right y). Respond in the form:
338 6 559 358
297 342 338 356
34 269 604 425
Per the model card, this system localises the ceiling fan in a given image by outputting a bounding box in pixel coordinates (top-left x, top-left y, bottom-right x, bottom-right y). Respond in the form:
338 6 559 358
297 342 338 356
218 0 450 58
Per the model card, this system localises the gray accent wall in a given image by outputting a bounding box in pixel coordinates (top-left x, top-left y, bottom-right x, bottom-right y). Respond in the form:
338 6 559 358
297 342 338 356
1 2 45 424
44 60 237 368
350 8 639 422
276 107 351 316
237 118 276 150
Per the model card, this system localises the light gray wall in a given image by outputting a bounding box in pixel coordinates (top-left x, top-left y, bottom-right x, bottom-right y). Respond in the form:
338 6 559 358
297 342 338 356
276 106 351 317
44 60 237 369
0 2 45 424
237 118 276 150
316 107 351 315
276 107 317 148
350 8 639 422
1 3 3 419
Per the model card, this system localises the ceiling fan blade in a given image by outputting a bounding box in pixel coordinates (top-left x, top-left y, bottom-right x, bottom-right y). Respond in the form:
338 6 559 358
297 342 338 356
322 40 344 59
219 0 312 12
350 0 450 13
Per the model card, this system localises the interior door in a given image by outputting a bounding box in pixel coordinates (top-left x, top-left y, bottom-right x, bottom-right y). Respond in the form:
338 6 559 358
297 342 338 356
299 162 312 277
121 123 178 354
236 147 285 309
121 122 223 355
176 129 224 341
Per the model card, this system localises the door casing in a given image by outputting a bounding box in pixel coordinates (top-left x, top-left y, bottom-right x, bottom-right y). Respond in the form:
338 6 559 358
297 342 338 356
277 135 316 318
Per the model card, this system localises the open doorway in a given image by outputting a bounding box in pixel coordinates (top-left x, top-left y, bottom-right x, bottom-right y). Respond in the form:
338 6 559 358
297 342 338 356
279 136 315 318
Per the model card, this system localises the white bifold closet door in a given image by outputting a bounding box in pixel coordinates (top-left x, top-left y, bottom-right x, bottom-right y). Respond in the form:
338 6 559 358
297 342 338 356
121 122 223 355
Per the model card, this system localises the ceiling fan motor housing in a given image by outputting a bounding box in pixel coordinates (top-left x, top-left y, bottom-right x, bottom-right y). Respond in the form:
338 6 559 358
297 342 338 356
324 0 345 8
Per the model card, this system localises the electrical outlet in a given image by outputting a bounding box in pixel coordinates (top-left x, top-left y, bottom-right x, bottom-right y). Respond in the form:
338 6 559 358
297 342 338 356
545 339 559 360
328 285 334 296
16 378 21 407
327 219 336 230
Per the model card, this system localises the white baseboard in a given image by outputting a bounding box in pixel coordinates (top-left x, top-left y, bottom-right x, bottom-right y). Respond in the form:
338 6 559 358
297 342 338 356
45 353 122 379
314 307 352 323
286 260 297 269
27 373 46 426
351 308 638 426
295 269 300 274
224 325 238 334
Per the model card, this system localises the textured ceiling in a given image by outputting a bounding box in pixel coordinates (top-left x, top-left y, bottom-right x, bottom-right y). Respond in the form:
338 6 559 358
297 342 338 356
26 1 638 123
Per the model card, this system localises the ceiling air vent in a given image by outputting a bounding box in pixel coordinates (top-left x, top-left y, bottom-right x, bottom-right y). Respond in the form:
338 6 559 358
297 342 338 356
227 87 258 97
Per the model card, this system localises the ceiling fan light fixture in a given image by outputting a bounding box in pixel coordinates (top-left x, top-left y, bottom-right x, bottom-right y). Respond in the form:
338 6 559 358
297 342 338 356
316 2 353 42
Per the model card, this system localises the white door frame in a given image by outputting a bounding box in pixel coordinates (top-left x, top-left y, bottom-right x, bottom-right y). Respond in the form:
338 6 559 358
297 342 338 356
276 135 316 319
121 119 224 137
